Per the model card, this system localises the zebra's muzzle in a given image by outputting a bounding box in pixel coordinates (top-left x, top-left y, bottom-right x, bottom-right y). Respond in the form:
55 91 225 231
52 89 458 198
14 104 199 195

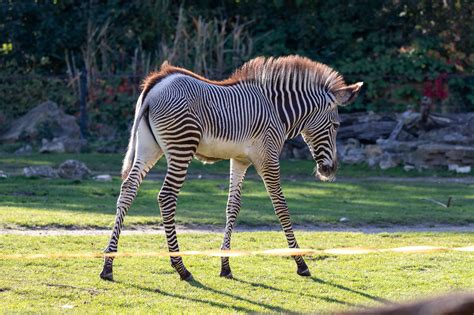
316 163 337 182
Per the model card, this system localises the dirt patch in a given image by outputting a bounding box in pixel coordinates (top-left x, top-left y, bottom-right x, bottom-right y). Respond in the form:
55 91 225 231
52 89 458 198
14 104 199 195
1 223 473 236
144 173 474 184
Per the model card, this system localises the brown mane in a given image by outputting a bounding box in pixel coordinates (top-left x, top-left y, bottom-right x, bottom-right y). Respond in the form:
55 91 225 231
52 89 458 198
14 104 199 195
141 56 345 99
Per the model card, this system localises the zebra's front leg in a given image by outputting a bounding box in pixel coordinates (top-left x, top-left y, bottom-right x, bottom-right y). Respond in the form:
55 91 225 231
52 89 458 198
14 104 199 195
259 161 311 277
220 159 250 279
100 159 157 281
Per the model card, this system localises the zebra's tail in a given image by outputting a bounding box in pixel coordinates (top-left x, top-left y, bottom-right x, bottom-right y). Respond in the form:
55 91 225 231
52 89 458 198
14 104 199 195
121 93 149 180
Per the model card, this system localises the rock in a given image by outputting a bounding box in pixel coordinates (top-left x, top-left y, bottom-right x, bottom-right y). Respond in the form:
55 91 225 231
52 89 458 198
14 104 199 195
379 153 400 170
62 138 87 153
365 144 384 168
280 145 293 159
57 160 91 180
23 166 58 178
448 164 459 171
336 141 346 160
14 144 33 155
339 217 349 222
365 144 383 158
0 170 8 179
342 147 366 164
377 140 422 153
403 164 416 172
292 147 311 160
448 164 471 174
0 101 81 143
367 156 382 168
345 138 361 149
455 166 471 174
93 174 113 182
39 137 86 154
338 120 397 143
397 130 417 142
414 144 474 167
419 127 472 145
287 135 307 149
39 138 66 153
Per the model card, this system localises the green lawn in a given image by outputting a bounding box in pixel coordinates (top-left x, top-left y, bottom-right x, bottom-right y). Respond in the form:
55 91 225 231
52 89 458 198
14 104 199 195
0 232 473 313
1 152 471 178
0 176 473 229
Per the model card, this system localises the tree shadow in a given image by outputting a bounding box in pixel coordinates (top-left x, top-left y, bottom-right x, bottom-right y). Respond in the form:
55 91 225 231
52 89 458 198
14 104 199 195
311 276 392 305
233 277 361 308
114 279 254 313
115 277 293 313
186 278 293 313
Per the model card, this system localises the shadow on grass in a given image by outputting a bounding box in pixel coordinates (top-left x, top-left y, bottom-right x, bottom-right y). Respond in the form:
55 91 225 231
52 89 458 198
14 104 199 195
1 177 472 227
311 276 392 305
233 277 361 308
186 278 293 313
115 278 286 313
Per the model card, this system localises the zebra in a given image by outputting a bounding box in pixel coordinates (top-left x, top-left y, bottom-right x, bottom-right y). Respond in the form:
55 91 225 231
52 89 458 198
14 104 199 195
100 55 363 281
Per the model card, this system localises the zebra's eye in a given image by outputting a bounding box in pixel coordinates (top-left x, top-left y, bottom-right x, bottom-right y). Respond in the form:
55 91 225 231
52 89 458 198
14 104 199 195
333 122 340 130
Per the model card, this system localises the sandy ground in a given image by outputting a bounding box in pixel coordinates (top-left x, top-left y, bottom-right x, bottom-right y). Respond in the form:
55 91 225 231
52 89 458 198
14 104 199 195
1 223 473 236
141 173 474 184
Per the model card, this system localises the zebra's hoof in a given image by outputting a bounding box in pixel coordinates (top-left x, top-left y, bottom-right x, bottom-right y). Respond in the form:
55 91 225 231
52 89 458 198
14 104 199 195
297 268 311 277
219 269 233 279
180 270 194 282
100 268 113 281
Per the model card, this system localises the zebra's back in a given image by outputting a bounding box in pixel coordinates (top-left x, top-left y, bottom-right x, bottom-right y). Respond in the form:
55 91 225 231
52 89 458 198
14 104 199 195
146 74 280 161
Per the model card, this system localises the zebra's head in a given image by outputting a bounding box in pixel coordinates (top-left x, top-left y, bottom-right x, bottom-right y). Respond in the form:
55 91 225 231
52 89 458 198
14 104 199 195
302 82 363 182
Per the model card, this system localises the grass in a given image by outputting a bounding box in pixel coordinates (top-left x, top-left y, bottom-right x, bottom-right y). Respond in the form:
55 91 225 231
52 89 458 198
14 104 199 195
0 176 473 229
1 152 472 178
0 232 473 313
1 153 472 313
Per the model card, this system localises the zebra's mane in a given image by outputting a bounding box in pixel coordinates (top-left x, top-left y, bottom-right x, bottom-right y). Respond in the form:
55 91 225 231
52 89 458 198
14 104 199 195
141 55 345 98
229 55 345 93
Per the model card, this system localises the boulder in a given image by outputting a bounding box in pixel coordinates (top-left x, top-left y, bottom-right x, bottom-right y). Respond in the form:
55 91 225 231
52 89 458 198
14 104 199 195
414 144 474 167
23 166 58 178
14 144 33 155
365 144 383 158
39 138 65 153
292 147 312 160
39 137 86 154
93 174 113 182
403 164 416 172
342 147 366 165
379 153 400 170
338 115 397 143
448 164 471 173
0 170 8 179
57 160 91 180
0 101 81 144
419 126 473 145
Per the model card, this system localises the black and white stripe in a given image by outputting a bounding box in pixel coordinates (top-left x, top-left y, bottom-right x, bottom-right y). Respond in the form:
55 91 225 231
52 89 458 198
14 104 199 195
100 56 362 281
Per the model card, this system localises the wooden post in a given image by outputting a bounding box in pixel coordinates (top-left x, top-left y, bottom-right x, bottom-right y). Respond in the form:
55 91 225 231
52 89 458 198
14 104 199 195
79 68 89 139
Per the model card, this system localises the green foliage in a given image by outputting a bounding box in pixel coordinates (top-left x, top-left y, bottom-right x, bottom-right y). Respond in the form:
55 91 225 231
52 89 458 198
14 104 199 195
0 71 76 120
0 0 473 129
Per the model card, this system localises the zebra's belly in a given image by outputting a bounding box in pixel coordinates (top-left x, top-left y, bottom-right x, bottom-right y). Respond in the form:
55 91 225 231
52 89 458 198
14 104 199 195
196 136 254 161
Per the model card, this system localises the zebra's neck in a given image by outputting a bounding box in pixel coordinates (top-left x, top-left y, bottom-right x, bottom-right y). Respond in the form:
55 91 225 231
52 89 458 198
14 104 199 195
260 81 327 139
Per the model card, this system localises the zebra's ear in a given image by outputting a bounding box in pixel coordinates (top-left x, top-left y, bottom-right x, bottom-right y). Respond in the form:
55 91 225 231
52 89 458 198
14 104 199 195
160 61 170 69
334 82 363 106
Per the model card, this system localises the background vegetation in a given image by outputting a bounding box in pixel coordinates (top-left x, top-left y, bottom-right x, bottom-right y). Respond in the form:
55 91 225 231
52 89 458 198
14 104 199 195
1 1 473 140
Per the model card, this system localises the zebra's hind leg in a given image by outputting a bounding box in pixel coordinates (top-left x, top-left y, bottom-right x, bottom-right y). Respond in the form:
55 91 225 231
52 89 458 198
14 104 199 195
258 160 311 277
158 127 200 281
100 124 163 281
220 159 250 279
